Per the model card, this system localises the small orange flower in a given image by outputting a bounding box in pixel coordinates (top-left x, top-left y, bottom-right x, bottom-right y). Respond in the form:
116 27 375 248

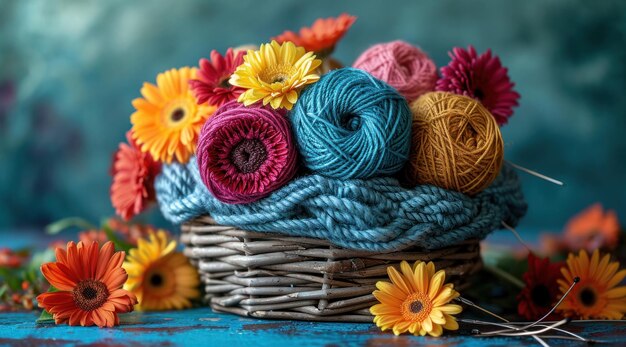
273 13 356 54
0 248 25 268
564 204 620 252
37 241 138 328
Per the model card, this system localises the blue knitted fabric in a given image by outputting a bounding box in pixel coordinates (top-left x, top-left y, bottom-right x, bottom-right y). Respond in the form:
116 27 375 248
155 157 526 252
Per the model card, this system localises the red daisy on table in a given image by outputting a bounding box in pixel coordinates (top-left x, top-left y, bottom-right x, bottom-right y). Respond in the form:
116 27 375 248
436 45 520 126
517 253 564 321
189 48 245 107
110 131 161 221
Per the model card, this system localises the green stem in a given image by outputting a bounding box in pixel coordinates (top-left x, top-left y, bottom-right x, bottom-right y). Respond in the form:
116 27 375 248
45 217 97 235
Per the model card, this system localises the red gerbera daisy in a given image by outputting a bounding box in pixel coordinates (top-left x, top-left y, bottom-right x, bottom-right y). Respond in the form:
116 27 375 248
189 48 245 107
36 241 137 327
517 253 564 321
273 13 356 55
110 131 161 221
436 46 520 125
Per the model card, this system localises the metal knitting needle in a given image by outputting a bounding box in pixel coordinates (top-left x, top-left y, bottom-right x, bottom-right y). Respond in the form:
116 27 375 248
478 278 578 335
455 296 509 323
507 161 564 186
501 221 533 253
460 318 591 343
516 277 579 331
480 318 568 336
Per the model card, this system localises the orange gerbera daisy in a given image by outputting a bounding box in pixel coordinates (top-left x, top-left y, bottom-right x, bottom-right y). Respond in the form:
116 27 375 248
123 231 199 311
371 261 462 336
36 241 137 327
131 67 216 164
110 131 161 221
273 13 356 55
557 249 626 319
564 203 620 252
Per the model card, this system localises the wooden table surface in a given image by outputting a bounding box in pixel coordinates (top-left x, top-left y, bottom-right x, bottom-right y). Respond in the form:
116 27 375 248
1 307 626 347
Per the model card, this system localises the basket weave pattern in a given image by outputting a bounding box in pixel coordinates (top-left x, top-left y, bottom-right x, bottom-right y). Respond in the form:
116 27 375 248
181 216 482 322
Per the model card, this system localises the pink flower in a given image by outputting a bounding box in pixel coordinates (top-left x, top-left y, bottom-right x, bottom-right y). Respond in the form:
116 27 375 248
436 46 520 125
190 48 245 107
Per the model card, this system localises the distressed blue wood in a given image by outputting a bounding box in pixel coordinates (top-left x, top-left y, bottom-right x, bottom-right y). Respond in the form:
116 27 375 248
0 308 625 347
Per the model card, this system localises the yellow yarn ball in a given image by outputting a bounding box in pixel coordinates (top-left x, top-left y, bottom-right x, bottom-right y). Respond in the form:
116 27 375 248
404 91 504 195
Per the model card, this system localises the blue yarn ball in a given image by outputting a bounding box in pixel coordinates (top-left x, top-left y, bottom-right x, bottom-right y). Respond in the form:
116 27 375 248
291 68 412 179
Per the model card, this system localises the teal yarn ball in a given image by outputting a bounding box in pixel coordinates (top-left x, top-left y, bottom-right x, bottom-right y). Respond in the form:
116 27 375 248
291 68 412 179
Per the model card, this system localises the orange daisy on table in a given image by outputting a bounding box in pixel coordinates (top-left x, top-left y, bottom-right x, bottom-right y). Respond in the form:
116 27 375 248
131 67 216 164
563 203 621 252
273 13 356 55
371 260 462 336
36 241 137 328
557 249 626 319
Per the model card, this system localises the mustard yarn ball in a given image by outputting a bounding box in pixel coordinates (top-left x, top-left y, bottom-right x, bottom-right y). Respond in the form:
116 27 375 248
404 91 504 195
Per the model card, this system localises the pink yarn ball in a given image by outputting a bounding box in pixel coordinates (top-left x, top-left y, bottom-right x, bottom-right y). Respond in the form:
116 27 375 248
353 40 438 102
196 101 298 204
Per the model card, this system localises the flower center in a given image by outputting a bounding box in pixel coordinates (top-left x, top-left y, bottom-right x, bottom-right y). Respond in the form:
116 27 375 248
579 287 597 307
410 300 424 313
150 273 164 287
162 100 194 127
401 292 433 322
219 77 231 89
473 88 484 100
170 108 186 122
230 139 267 173
259 64 296 85
271 75 287 83
530 284 552 307
72 279 109 311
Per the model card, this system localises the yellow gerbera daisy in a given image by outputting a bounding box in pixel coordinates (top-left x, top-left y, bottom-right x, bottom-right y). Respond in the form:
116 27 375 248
123 230 200 311
229 40 322 110
371 260 462 337
557 249 626 319
131 67 216 164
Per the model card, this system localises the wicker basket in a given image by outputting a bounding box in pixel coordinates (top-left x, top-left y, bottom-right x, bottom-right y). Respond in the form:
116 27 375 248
181 216 482 322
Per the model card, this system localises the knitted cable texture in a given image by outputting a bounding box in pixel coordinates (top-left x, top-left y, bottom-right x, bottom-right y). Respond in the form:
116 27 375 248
155 157 526 252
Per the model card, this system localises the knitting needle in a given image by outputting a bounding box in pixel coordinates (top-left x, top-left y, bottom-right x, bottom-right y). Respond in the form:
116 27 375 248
501 221 533 253
507 161 564 186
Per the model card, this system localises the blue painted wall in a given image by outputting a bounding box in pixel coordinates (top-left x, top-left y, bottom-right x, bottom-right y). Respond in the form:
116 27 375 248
0 0 624 232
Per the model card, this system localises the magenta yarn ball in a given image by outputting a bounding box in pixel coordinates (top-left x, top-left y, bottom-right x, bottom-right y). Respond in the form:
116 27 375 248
196 101 298 204
353 40 438 102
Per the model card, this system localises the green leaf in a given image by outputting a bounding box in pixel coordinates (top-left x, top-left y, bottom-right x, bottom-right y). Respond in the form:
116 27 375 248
45 217 97 235
35 286 59 324
102 225 133 253
0 284 8 298
36 309 54 324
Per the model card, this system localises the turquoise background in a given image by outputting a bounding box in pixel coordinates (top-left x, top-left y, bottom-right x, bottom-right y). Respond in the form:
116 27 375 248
0 0 624 232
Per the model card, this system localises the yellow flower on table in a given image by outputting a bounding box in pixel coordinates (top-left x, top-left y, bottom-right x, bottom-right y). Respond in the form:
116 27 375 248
123 230 200 311
371 260 462 337
131 67 216 164
229 40 321 110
